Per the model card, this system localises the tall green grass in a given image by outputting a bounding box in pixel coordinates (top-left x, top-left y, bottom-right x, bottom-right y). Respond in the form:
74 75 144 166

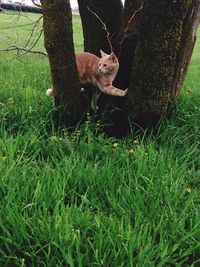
0 12 200 267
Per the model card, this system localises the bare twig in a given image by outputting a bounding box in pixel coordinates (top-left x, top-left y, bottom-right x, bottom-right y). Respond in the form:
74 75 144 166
19 28 44 57
0 32 12 47
87 6 113 52
0 45 47 57
119 5 143 46
0 12 44 63
0 24 46 59
22 15 43 50
87 5 143 56
116 5 143 58
13 27 26 47
32 0 41 8
0 22 41 30
3 9 37 23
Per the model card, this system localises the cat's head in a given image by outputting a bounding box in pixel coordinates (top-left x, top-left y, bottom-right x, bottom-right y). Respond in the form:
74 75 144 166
98 50 119 75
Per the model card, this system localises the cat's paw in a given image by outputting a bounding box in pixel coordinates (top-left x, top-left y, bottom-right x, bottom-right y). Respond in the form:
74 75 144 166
46 88 55 97
80 88 85 93
119 88 128 96
124 88 128 95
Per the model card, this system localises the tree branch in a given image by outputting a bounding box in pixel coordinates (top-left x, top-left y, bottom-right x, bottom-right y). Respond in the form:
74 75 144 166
87 6 113 52
119 5 143 46
0 45 47 57
31 0 42 8
0 13 44 62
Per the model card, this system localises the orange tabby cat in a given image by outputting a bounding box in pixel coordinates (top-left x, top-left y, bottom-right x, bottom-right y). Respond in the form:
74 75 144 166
46 50 127 97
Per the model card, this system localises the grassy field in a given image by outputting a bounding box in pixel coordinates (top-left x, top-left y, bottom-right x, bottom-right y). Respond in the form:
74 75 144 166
0 12 200 267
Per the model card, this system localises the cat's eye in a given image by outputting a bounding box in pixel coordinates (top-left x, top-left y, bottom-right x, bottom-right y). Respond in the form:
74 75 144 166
103 64 107 67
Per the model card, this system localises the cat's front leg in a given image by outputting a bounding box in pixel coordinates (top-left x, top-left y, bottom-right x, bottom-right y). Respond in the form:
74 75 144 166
98 84 128 97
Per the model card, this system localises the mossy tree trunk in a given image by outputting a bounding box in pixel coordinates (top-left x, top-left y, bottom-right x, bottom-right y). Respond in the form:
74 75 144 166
78 0 199 133
41 0 84 127
171 0 200 100
41 0 199 134
127 0 200 127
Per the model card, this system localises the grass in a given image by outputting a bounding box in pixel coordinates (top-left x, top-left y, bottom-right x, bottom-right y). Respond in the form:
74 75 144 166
0 12 200 267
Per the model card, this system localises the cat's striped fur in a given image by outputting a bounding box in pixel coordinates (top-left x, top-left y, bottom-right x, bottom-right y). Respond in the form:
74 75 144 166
46 50 128 97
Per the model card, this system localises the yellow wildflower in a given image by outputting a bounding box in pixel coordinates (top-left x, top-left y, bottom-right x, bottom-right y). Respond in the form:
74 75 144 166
7 97 14 105
49 135 58 141
127 149 134 155
112 143 119 148
186 187 192 193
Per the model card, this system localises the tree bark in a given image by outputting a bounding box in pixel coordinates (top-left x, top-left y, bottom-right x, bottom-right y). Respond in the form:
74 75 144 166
41 0 84 127
127 0 200 127
171 0 200 100
114 0 143 89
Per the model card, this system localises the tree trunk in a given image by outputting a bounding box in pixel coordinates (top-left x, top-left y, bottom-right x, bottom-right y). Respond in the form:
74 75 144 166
108 0 143 138
114 0 143 89
171 0 200 100
77 0 123 56
128 0 200 127
41 0 84 127
77 0 125 137
42 0 199 134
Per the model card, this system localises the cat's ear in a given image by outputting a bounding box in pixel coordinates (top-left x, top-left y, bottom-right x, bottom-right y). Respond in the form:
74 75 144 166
100 50 108 58
109 51 118 63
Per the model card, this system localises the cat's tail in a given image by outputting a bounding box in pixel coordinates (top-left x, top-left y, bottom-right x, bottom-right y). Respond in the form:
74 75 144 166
46 88 55 97
46 88 85 96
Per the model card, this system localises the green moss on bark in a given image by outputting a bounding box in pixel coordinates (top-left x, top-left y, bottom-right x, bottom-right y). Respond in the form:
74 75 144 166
41 0 84 127
128 0 194 125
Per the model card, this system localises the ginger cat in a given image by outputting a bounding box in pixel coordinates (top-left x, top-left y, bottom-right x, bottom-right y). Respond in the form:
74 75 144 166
46 50 128 97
